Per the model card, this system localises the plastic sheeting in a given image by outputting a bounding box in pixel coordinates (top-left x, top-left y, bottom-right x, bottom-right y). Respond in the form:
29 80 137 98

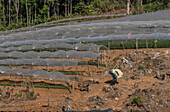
0 66 78 83
0 59 84 66
0 10 169 46
0 50 104 59
2 43 107 52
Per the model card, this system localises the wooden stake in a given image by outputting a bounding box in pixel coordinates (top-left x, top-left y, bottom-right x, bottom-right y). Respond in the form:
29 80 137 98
97 58 99 68
72 79 75 91
122 42 125 51
145 36 148 50
88 65 90 76
76 66 78 76
108 41 110 51
136 38 138 63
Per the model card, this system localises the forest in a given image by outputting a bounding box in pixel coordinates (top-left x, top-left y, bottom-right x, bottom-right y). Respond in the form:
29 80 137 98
0 0 169 31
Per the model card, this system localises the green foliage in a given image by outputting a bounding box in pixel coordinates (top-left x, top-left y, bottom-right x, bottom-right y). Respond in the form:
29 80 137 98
113 57 118 61
143 1 164 12
96 40 170 49
63 72 84 76
14 93 22 98
27 90 39 100
0 0 169 31
88 61 106 67
138 65 145 70
132 96 142 106
0 83 70 90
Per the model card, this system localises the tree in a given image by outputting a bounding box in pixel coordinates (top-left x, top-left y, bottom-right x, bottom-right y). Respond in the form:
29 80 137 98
127 0 130 15
25 0 29 26
14 0 20 23
9 0 11 26
44 0 47 22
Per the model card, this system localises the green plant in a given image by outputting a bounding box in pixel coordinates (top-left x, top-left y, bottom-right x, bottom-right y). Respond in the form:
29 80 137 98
63 72 84 76
0 83 70 90
27 90 40 100
138 65 145 70
132 96 142 106
68 67 72 70
14 93 22 98
88 61 106 67
113 57 118 61
144 57 150 61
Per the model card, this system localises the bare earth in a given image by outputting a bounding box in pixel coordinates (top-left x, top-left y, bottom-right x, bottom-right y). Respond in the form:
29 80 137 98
0 48 169 112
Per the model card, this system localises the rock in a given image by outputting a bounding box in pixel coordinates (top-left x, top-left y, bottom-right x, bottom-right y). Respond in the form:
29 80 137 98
88 79 100 84
116 108 122 112
115 97 119 101
157 91 162 96
135 89 141 93
94 105 100 109
102 86 112 92
133 83 138 88
156 71 169 80
142 89 148 93
79 82 90 92
131 76 140 80
88 95 104 106
130 109 141 112
114 87 119 90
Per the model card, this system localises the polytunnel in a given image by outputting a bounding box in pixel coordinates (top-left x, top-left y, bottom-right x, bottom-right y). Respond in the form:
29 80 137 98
0 66 78 83
18 45 34 51
66 50 82 58
8 51 24 58
0 59 83 66
0 59 17 66
39 51 54 58
23 51 39 59
53 50 67 58
0 50 103 59
0 52 8 58
32 44 45 50
1 43 108 52
73 43 90 51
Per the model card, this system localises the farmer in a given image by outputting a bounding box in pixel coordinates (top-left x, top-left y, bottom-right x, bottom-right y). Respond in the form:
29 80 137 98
109 69 123 85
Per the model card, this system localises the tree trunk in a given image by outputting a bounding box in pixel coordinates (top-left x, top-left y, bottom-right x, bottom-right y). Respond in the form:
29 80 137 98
48 2 50 19
70 0 72 15
35 6 36 22
29 7 31 24
14 0 20 23
44 0 46 23
127 0 130 15
65 0 67 17
3 0 5 22
56 2 59 20
0 0 1 24
25 0 28 26
67 0 70 16
32 13 33 24
52 0 57 20
9 0 11 26
20 14 22 24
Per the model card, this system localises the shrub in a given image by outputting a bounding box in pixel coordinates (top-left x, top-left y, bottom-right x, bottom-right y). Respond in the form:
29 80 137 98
132 96 142 106
138 65 145 70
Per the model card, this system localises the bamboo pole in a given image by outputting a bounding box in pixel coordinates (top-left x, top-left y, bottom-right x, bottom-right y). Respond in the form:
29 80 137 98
145 36 148 50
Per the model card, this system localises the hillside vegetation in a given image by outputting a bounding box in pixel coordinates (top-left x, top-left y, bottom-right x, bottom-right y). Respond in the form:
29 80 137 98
0 0 169 31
